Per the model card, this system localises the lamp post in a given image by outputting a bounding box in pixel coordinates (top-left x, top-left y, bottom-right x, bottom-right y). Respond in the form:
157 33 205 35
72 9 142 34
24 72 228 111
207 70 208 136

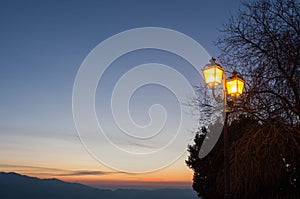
202 58 245 199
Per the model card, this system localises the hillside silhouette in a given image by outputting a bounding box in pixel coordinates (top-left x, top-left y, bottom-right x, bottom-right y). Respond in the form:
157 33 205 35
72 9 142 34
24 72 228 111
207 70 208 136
0 172 198 199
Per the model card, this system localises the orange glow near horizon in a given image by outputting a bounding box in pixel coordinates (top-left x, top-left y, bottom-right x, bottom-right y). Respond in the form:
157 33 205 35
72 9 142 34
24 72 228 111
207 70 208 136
0 168 193 189
0 154 194 189
66 166 189 186
0 128 195 189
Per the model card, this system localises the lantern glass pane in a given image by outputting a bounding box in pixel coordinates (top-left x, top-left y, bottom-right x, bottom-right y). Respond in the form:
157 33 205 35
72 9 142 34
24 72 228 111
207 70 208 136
202 66 223 87
215 67 223 85
226 80 238 96
237 79 245 95
226 78 245 97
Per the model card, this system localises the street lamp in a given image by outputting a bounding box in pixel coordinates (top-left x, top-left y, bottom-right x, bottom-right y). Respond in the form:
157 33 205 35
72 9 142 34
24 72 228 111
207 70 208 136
202 58 245 199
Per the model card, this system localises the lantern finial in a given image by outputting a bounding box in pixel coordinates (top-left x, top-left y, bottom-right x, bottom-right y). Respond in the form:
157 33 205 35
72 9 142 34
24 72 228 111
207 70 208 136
207 57 219 67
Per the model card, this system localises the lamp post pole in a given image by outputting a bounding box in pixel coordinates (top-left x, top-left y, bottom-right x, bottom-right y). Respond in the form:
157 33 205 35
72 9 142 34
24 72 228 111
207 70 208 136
222 71 231 199
224 112 231 199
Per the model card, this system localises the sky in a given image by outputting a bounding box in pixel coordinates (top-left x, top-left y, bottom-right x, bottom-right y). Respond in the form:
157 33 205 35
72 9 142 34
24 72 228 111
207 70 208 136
0 0 241 189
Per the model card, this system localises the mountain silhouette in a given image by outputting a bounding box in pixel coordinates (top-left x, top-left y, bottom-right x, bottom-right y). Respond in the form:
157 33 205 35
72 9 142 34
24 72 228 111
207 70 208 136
0 172 198 199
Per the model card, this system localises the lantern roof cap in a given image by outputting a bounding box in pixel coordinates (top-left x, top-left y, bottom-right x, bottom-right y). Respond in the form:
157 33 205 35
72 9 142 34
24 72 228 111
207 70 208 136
228 71 245 82
204 57 225 71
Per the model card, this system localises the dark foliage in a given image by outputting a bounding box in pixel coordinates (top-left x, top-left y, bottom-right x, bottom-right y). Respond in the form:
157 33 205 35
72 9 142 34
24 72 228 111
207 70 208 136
187 0 300 198
186 117 300 198
217 0 300 197
186 126 224 199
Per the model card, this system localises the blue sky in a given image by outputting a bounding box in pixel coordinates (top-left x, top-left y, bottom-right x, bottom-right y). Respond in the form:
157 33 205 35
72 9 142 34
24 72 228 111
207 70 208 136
0 0 240 130
0 0 241 188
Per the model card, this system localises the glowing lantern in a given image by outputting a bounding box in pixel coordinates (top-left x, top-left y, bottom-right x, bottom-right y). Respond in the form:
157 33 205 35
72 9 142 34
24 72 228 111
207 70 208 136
226 72 245 97
202 58 225 88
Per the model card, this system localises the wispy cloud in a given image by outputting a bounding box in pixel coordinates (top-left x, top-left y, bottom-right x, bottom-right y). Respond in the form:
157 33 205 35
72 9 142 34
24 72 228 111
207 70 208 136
0 164 66 172
119 141 160 149
0 164 124 177
55 170 119 176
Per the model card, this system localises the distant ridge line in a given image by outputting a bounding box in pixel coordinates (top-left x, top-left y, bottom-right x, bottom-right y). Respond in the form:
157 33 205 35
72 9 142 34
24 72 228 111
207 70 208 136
0 172 198 199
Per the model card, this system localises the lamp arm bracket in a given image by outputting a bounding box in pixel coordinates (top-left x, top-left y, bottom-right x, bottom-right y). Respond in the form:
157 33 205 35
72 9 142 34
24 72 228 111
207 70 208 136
211 87 223 103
